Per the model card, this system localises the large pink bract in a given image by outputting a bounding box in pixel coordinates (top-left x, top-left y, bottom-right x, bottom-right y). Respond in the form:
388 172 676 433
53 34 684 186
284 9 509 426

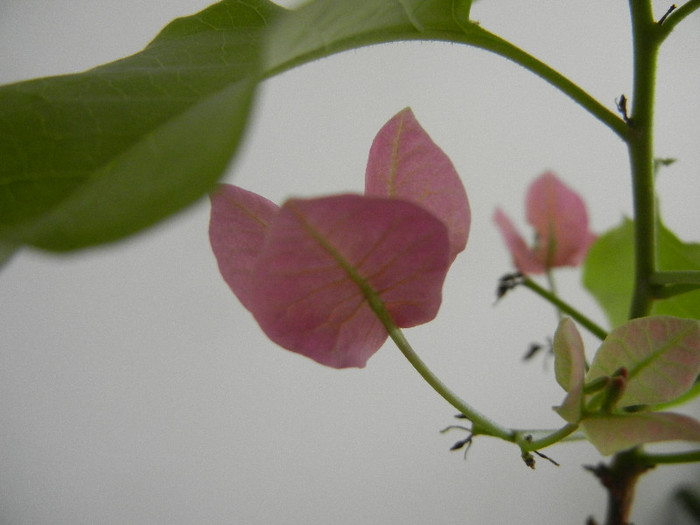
210 108 471 368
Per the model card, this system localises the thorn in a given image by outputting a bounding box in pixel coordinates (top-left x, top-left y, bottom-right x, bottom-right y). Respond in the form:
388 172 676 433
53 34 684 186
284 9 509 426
440 425 470 434
658 4 676 25
616 94 631 123
534 449 560 467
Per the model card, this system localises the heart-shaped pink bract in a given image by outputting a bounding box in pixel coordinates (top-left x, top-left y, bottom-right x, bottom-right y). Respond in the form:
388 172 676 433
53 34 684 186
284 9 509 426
494 172 595 274
210 190 450 368
365 107 470 264
246 194 450 368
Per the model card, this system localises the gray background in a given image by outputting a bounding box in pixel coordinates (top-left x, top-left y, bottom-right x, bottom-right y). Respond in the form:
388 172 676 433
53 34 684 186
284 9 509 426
1 1 699 523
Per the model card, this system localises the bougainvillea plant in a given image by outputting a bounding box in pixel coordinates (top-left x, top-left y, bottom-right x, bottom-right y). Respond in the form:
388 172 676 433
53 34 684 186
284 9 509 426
2 1 700 523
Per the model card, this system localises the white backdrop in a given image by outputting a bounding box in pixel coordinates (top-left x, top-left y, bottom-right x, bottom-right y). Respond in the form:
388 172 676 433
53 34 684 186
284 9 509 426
1 1 699 524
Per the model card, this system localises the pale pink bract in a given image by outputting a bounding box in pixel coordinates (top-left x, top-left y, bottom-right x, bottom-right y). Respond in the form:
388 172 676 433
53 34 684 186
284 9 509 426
494 172 595 274
366 107 470 263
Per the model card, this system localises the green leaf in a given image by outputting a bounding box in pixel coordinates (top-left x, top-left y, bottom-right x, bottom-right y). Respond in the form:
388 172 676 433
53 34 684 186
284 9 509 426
263 0 465 74
552 318 587 423
653 377 700 411
1 0 472 251
0 0 282 250
581 411 700 456
586 316 700 407
0 241 19 269
582 218 700 328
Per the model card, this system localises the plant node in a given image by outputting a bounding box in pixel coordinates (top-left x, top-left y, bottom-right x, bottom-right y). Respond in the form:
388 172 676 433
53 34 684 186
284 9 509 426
496 272 525 301
522 434 561 468
616 95 631 124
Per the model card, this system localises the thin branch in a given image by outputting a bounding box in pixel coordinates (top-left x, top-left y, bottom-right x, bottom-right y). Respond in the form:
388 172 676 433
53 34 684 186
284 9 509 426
452 25 630 141
654 283 700 299
521 276 609 340
651 270 700 285
385 324 514 442
636 448 700 465
658 0 700 40
517 423 581 451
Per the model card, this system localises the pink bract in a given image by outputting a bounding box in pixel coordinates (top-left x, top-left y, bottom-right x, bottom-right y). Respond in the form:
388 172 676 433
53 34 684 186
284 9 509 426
209 185 279 310
366 107 470 264
246 194 450 368
494 172 596 274
209 108 469 368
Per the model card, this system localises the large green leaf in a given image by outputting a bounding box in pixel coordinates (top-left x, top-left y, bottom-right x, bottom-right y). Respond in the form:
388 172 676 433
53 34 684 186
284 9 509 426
0 0 472 251
0 1 283 250
583 218 700 328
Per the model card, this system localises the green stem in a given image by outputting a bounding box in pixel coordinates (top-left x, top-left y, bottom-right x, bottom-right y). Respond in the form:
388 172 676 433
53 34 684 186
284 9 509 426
453 25 630 141
652 270 700 285
591 3 676 524
637 448 700 465
517 423 580 451
386 319 585 453
522 276 608 340
385 324 514 441
658 0 700 41
545 269 563 322
264 17 629 141
626 0 662 319
654 283 700 299
651 272 700 298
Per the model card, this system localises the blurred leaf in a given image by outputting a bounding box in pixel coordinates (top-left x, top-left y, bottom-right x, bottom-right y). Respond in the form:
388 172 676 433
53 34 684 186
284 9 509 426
262 0 465 74
552 318 587 423
676 486 700 523
0 241 19 268
583 218 700 328
582 411 700 456
494 172 595 274
1 0 470 252
586 316 700 407
0 0 280 250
